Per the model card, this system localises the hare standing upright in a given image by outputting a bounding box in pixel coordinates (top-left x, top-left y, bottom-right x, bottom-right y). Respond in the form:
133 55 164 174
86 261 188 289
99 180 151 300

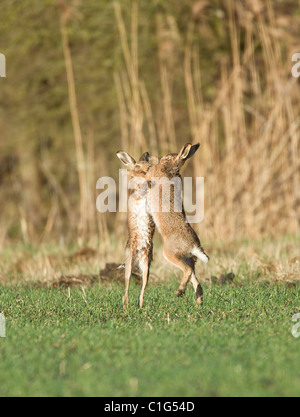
128 143 209 305
116 151 158 308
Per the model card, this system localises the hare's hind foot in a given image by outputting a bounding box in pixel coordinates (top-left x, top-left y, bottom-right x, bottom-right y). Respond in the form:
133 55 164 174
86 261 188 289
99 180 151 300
176 285 203 305
191 274 203 306
195 284 203 306
123 293 129 310
176 288 185 298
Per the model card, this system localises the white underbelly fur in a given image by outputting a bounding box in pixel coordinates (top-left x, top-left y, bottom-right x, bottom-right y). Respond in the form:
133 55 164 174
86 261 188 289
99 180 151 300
131 198 152 251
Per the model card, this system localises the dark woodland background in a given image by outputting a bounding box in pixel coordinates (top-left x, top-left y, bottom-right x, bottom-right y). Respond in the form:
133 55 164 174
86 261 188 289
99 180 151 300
0 0 299 247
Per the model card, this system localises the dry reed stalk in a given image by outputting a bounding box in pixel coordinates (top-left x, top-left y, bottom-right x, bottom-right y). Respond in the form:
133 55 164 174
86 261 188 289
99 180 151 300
113 1 161 234
156 14 177 152
19 207 29 244
0 224 9 250
114 72 129 151
139 80 158 154
113 0 299 240
39 162 73 223
114 1 147 156
184 23 200 145
130 0 143 153
204 1 299 239
58 0 89 242
39 196 58 244
86 129 101 245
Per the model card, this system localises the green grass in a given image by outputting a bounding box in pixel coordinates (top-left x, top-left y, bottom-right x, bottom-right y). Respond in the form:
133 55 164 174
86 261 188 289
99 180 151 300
0 280 299 397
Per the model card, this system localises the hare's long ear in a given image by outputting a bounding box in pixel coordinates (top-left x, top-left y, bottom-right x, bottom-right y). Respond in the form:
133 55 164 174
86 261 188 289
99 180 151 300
139 152 150 162
116 151 136 169
176 143 200 161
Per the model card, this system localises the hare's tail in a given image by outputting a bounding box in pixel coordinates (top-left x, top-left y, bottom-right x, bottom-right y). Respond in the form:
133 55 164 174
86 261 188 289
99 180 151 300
191 246 210 264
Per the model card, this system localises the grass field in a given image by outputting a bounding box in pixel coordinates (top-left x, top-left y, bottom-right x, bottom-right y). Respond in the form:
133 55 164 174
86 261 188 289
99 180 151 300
0 0 299 399
0 238 299 397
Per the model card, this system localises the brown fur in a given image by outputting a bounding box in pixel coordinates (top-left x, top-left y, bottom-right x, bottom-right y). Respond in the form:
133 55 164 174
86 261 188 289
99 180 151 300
116 151 157 308
129 143 209 305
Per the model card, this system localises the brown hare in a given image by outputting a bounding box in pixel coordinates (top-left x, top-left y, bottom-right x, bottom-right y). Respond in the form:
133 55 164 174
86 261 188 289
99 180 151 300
128 143 209 305
116 151 158 308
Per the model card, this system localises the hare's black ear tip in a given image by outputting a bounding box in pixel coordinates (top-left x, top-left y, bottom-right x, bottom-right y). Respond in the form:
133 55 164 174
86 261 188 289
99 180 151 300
139 151 150 162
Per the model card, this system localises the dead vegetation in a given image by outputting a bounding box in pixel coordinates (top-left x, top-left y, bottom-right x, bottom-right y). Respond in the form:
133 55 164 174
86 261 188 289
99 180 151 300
0 237 298 289
0 2 298 294
113 0 300 242
0 0 299 247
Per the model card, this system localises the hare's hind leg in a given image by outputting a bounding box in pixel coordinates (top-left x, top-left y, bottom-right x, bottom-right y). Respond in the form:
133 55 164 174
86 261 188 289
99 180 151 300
190 274 203 305
138 260 150 309
123 247 133 309
138 249 152 308
163 249 193 298
183 256 203 306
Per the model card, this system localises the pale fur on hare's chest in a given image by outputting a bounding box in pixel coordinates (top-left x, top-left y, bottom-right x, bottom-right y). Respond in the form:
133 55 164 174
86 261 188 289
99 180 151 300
129 196 153 251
